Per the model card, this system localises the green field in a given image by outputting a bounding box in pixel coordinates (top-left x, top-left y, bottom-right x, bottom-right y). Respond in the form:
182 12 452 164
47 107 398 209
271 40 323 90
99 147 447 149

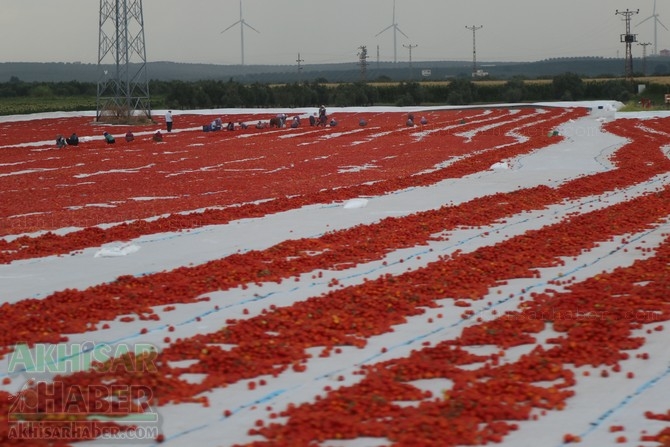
0 97 97 116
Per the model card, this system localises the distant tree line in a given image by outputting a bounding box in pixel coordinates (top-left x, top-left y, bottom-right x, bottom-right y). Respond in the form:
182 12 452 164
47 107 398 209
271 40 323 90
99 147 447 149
0 76 96 98
0 73 654 115
149 74 642 109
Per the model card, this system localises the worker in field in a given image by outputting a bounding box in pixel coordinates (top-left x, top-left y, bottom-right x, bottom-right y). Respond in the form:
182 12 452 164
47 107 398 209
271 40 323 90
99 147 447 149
103 132 115 144
318 105 327 126
66 133 79 146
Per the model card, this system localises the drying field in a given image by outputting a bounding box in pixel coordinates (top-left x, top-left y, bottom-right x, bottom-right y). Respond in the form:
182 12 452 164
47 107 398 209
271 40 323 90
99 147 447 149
1 104 669 447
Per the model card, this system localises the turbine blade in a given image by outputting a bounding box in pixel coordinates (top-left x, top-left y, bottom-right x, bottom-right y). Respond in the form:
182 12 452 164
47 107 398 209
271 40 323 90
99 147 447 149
658 17 669 31
376 24 394 36
397 26 409 39
221 20 242 33
243 22 261 34
636 15 654 26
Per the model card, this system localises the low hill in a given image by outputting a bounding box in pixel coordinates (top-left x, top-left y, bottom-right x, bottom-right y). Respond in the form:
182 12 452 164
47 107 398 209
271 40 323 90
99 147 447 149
1 56 670 84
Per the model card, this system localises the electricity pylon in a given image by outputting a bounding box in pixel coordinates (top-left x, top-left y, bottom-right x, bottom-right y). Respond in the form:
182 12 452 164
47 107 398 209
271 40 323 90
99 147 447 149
639 42 652 75
403 43 417 80
296 53 304 84
97 0 152 123
616 8 640 80
358 46 369 82
465 25 483 76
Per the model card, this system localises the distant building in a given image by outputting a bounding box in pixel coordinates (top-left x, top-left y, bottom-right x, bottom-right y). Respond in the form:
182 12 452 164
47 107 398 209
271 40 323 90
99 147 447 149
660 49 670 57
472 69 489 78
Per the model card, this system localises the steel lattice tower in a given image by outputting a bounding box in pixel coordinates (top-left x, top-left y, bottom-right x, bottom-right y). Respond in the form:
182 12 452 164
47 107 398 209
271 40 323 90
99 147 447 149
96 0 151 123
465 25 483 76
616 9 639 80
403 43 417 80
639 42 652 75
358 45 369 82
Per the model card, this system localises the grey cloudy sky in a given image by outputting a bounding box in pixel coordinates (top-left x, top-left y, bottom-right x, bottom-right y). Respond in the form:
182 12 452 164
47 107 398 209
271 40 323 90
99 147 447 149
0 1 667 66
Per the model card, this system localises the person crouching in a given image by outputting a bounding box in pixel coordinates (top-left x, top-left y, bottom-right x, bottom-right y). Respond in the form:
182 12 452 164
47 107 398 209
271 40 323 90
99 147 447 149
103 132 115 144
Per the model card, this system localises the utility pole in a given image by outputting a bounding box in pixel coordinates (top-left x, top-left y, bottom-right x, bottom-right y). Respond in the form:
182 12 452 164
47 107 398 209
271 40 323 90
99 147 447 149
465 25 483 76
358 45 369 82
403 43 418 80
97 0 151 123
638 42 652 75
296 53 304 84
616 9 639 80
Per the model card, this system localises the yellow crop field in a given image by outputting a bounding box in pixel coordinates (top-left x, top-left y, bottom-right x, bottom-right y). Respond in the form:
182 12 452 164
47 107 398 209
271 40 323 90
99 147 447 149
366 76 670 88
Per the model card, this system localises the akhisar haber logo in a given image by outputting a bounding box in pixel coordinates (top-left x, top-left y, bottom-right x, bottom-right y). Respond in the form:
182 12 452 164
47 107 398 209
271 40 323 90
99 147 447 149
7 341 158 374
5 342 162 442
7 379 160 442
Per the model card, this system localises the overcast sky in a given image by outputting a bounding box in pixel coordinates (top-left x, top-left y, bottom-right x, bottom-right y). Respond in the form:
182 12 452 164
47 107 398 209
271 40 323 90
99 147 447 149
1 0 667 66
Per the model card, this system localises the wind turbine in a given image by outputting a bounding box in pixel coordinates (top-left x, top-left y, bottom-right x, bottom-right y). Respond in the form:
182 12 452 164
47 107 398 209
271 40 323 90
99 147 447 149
375 0 408 64
637 0 668 55
221 0 260 65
